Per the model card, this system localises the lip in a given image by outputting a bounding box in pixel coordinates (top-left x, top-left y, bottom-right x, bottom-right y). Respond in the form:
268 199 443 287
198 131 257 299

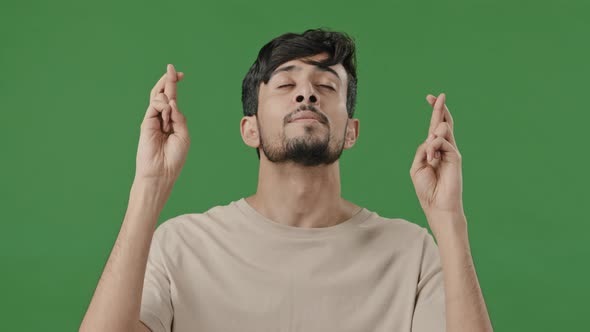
289 111 322 123
292 118 319 122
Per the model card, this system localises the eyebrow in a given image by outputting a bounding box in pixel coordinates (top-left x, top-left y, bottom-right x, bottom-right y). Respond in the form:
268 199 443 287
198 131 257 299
270 64 341 82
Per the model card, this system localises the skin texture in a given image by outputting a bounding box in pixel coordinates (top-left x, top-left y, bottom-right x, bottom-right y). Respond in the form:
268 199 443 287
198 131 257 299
240 52 362 229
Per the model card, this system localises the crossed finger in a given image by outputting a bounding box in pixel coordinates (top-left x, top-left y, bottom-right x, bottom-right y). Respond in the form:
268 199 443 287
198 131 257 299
427 93 458 144
150 64 184 100
426 93 454 134
426 93 461 156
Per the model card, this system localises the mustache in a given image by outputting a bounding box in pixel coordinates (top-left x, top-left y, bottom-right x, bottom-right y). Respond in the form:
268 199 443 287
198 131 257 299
284 104 328 125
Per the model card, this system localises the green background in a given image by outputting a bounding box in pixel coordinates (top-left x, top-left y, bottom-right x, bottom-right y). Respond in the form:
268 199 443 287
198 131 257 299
1 0 588 330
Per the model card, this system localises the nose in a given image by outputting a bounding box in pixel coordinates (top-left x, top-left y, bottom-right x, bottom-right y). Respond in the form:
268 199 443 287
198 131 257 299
294 83 319 105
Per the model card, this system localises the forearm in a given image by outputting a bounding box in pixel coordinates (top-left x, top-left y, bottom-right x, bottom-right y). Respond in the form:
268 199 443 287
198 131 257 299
429 214 493 332
79 179 172 332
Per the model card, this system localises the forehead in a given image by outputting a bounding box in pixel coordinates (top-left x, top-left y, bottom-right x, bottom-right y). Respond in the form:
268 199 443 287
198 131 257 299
269 54 347 83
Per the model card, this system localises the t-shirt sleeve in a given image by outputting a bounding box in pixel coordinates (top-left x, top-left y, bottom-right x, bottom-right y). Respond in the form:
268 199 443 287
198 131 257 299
139 225 174 332
411 228 446 332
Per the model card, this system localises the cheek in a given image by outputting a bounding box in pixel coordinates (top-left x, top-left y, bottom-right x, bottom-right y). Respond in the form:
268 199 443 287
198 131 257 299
322 92 347 113
335 95 347 111
258 106 289 135
332 116 350 135
262 97 280 111
260 97 291 121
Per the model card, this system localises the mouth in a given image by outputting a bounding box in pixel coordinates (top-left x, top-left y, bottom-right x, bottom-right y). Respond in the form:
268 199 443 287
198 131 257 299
288 111 324 123
291 118 320 122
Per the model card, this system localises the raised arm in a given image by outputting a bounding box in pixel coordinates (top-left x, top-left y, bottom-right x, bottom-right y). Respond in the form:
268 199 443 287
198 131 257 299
410 93 493 331
79 64 189 332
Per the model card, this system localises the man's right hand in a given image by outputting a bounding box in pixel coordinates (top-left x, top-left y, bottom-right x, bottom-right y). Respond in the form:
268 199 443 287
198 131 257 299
135 64 190 183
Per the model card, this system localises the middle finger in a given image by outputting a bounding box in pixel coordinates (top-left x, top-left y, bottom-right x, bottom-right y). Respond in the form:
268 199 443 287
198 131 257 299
428 93 446 136
150 72 167 99
164 64 178 101
427 93 454 132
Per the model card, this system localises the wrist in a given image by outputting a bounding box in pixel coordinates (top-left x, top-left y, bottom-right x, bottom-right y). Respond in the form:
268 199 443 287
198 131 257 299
133 175 175 189
425 211 468 240
129 178 174 212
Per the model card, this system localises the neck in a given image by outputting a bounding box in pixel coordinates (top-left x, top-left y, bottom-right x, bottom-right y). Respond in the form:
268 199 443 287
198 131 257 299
245 158 360 229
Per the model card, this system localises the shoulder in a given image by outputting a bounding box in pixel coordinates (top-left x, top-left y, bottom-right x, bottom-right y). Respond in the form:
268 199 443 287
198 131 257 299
364 209 428 234
152 199 239 242
360 209 433 247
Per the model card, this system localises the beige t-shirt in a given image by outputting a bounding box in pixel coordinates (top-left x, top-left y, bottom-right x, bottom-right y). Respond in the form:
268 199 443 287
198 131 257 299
140 198 446 332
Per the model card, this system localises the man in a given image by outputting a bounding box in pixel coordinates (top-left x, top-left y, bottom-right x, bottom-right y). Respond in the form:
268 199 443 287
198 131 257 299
79 29 493 332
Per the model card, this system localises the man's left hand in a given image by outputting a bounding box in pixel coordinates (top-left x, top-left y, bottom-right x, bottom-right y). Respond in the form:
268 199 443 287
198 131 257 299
409 93 466 235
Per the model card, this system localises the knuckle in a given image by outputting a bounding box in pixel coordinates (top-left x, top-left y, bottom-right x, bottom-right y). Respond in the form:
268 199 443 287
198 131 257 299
150 86 159 97
153 92 169 103
146 104 157 113
148 101 161 110
150 101 171 112
417 142 426 152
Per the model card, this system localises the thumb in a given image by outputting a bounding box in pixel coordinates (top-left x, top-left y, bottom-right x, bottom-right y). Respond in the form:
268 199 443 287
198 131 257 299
410 141 429 177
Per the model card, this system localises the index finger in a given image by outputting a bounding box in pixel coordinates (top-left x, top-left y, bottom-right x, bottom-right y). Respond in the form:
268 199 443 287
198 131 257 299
150 72 167 99
427 93 446 136
164 64 178 101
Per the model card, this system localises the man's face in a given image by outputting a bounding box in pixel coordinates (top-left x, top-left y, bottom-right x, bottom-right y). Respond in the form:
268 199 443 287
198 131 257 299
255 53 352 166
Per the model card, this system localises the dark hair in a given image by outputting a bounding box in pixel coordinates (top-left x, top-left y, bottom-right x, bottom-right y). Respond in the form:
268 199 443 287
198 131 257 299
241 28 358 159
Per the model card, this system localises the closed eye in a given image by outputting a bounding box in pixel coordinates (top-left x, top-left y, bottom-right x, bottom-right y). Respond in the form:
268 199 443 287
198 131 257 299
277 84 335 91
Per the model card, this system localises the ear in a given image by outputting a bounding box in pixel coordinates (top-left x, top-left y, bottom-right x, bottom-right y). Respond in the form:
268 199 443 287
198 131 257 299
240 115 260 149
343 118 359 149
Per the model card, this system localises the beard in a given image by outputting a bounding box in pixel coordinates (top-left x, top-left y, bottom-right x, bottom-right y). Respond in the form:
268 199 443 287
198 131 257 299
257 116 346 167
